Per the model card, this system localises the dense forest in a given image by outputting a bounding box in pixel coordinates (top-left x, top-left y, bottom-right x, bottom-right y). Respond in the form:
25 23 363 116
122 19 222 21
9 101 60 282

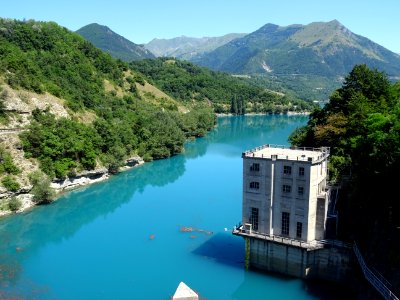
130 58 317 114
0 19 215 185
289 64 400 293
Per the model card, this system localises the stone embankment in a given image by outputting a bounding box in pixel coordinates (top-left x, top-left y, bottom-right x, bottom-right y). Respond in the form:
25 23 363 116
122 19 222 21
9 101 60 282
50 168 110 191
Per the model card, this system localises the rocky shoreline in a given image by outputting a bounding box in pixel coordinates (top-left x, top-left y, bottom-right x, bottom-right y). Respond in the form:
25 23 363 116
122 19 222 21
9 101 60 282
0 156 144 218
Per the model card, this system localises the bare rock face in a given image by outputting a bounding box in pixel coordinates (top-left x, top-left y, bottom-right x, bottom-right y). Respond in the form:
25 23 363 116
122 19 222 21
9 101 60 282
50 157 144 191
0 133 38 188
50 168 109 191
1 85 69 128
125 156 145 167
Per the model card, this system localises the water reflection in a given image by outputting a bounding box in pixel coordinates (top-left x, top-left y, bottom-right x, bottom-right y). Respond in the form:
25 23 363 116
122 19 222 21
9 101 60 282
0 156 186 247
216 115 307 145
0 115 310 299
184 115 308 159
0 154 188 293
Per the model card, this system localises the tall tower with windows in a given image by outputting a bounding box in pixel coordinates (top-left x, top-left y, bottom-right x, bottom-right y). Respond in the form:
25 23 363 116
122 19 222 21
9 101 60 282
233 145 354 282
240 144 330 242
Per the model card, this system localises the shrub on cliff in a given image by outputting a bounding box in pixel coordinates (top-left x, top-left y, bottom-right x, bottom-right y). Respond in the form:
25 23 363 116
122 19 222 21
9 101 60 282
29 171 55 204
1 175 20 192
8 196 22 212
0 146 21 175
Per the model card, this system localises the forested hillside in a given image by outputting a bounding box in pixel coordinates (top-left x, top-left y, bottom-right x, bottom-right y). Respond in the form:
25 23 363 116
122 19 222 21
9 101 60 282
131 58 317 114
289 64 400 293
0 19 215 190
76 23 155 62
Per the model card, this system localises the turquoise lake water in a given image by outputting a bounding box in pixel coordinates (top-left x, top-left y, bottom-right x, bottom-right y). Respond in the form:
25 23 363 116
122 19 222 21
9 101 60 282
0 115 343 299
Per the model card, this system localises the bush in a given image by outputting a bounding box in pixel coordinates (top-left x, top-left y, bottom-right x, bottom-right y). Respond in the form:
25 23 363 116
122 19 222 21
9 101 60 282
1 175 20 192
0 147 21 175
29 171 55 204
8 196 22 212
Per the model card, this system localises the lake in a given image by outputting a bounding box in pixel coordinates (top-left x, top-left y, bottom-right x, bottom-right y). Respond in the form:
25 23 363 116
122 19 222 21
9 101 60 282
0 115 343 299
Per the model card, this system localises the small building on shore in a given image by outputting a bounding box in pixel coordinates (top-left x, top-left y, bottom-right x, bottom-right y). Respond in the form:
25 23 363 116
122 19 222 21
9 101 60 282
233 144 352 282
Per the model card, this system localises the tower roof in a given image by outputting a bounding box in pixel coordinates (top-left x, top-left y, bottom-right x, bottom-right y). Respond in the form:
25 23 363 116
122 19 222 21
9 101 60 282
242 144 329 163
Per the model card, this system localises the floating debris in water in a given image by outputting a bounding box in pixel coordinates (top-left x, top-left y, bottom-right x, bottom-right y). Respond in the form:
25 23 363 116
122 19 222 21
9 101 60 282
180 227 194 232
180 226 213 235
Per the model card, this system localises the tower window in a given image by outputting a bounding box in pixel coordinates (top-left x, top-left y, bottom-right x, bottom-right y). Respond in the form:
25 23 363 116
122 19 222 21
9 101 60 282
250 163 260 171
282 184 291 193
284 165 292 175
250 207 259 231
282 212 290 236
299 167 305 176
298 186 304 195
296 222 302 238
250 181 260 190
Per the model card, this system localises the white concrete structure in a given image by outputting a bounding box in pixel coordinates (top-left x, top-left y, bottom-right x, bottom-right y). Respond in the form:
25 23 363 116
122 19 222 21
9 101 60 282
172 282 199 300
241 144 330 242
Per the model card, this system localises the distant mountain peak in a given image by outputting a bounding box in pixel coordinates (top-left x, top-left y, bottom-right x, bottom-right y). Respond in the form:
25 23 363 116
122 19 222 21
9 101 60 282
145 33 246 59
76 23 155 62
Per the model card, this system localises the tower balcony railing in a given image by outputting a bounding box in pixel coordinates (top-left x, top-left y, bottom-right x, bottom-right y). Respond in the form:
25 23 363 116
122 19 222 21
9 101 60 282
232 223 351 250
242 144 330 163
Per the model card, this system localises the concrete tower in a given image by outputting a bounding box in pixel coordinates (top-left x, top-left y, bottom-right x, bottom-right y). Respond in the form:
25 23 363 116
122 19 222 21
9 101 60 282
240 144 330 242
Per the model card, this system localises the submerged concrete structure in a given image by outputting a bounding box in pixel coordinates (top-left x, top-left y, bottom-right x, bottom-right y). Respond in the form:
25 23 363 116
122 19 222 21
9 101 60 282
233 144 352 282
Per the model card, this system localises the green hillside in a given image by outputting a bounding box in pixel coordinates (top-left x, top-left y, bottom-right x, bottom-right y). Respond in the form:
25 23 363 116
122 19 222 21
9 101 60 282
0 18 215 182
289 64 400 292
76 23 155 62
131 58 317 114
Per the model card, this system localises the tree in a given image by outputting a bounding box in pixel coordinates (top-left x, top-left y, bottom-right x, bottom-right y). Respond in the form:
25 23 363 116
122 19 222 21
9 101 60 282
29 171 55 204
288 64 400 289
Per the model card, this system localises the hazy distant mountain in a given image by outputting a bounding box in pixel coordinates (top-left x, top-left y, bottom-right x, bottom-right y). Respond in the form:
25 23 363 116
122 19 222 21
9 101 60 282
193 20 400 78
77 23 155 62
145 34 246 60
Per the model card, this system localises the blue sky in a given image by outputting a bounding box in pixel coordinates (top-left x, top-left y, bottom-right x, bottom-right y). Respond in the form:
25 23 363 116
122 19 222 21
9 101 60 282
2 0 400 53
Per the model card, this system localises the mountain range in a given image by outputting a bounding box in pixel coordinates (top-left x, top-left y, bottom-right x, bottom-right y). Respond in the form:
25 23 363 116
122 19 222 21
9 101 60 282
193 20 400 78
76 23 155 62
77 20 400 101
145 34 246 60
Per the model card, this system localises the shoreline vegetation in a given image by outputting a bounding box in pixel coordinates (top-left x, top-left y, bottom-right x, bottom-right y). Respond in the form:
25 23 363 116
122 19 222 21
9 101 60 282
216 111 311 117
289 64 400 293
0 112 310 219
0 156 144 218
